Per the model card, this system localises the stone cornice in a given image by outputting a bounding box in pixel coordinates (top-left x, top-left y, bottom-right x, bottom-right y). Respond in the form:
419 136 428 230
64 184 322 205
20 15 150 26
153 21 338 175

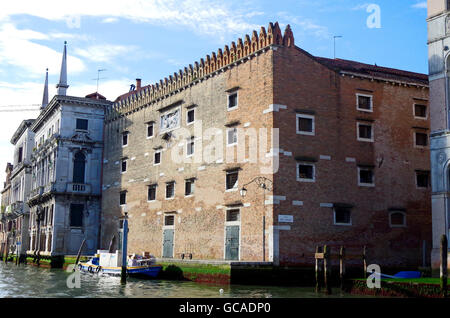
10 119 34 145
31 95 111 133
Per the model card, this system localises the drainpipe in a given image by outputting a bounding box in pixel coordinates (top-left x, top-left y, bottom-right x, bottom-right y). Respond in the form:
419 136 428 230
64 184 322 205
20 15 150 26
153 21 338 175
97 110 106 251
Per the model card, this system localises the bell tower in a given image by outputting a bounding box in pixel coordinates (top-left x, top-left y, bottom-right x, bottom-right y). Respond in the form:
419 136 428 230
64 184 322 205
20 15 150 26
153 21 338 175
427 0 450 270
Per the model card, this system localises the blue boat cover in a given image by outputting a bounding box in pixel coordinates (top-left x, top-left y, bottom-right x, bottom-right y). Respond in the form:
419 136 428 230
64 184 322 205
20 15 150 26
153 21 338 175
393 271 421 279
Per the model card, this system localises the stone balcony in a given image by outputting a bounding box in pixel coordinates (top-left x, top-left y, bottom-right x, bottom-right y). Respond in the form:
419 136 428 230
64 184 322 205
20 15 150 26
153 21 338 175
28 182 93 202
11 160 31 177
66 183 92 195
11 201 24 215
29 186 44 201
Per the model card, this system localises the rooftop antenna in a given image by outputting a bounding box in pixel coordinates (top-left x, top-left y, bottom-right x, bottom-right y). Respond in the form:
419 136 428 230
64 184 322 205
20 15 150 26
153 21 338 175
333 35 343 59
93 69 107 93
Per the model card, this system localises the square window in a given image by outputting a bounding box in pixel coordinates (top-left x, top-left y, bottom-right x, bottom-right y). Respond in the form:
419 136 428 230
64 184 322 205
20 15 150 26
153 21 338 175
226 209 240 222
76 119 88 131
334 207 352 225
119 191 127 205
147 123 154 138
297 163 315 182
414 104 427 118
226 171 239 190
122 133 128 147
357 122 373 141
154 151 161 165
389 211 406 227
187 109 195 124
358 167 374 186
415 132 428 147
121 160 127 173
185 179 195 196
228 92 238 110
227 128 238 146
166 182 175 199
357 94 373 111
416 171 430 188
296 114 315 135
164 215 175 226
187 137 195 156
148 185 157 201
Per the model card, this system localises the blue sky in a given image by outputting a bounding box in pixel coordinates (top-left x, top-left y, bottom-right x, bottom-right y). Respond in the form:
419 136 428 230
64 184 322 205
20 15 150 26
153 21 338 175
0 0 428 185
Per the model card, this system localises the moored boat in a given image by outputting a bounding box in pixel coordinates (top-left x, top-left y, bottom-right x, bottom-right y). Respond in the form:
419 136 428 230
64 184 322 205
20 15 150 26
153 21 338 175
78 250 162 278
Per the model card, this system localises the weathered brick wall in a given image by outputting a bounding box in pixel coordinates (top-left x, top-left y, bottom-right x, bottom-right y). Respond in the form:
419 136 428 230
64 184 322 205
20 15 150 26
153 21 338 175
272 45 431 267
101 23 431 268
101 49 275 261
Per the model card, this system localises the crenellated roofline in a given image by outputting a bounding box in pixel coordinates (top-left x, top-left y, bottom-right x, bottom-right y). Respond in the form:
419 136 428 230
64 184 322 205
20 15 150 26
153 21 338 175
106 22 294 122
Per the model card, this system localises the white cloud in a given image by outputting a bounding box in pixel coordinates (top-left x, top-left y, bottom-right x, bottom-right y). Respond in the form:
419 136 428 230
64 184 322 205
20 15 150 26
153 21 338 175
0 23 86 77
412 1 427 9
277 12 330 39
351 3 370 11
48 32 92 41
74 44 137 63
0 0 259 37
69 78 134 101
102 17 119 24
0 81 43 186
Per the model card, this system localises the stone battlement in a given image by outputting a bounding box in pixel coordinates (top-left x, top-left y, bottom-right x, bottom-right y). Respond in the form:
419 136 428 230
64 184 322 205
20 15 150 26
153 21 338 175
105 22 294 122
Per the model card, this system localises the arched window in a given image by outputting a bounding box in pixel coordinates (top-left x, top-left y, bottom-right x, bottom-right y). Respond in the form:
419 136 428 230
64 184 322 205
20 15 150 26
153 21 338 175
73 152 85 184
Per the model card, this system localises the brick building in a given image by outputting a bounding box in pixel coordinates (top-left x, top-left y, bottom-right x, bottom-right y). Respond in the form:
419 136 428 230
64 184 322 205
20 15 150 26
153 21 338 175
101 22 431 268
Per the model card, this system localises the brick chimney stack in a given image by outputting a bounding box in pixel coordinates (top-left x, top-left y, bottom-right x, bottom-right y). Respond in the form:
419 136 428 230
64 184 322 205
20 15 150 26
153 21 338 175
136 78 141 90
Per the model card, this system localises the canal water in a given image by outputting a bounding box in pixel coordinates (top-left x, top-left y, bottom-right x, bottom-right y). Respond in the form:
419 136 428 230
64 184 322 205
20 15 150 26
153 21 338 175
0 262 365 298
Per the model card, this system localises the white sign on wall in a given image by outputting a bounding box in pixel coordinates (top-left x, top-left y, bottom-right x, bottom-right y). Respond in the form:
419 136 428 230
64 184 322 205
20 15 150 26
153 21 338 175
278 215 293 223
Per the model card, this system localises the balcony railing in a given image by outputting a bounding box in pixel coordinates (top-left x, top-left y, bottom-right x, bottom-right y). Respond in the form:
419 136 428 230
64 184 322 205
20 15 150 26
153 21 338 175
66 183 92 195
11 201 24 215
28 182 93 200
28 186 44 201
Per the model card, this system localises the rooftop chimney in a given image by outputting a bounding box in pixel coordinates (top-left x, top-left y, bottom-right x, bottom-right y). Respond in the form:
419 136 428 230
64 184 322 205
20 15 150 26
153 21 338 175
136 78 141 90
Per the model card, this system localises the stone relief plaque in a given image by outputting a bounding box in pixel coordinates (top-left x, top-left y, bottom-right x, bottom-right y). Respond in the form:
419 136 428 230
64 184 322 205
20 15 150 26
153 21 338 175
160 108 180 132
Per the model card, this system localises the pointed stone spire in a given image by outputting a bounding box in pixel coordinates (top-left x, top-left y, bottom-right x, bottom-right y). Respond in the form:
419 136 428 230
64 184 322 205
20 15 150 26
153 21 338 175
41 68 49 109
56 41 69 95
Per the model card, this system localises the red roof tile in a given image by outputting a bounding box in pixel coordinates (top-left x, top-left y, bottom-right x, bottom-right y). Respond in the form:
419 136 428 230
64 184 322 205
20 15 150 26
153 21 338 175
314 57 428 85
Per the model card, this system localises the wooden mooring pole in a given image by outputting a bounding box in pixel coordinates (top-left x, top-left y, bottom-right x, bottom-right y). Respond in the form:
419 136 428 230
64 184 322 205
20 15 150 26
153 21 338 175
340 246 345 291
362 245 367 279
315 246 321 293
441 235 448 298
4 236 8 264
324 245 331 295
121 213 129 284
74 239 86 271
